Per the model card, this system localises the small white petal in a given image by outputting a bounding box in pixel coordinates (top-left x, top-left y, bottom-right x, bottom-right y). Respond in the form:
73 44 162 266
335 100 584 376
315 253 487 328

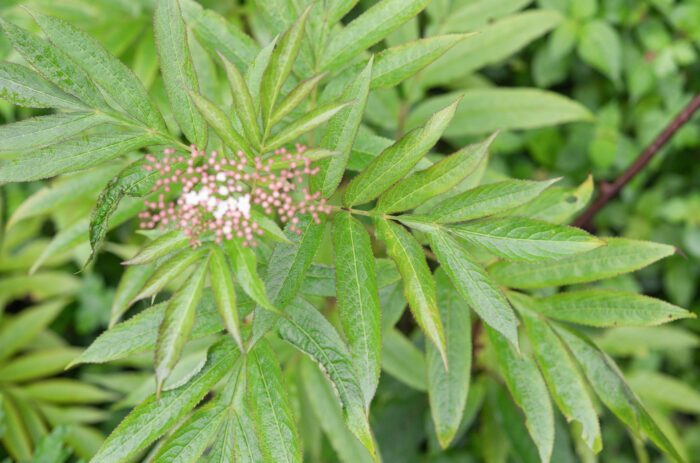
216 172 227 182
218 186 229 196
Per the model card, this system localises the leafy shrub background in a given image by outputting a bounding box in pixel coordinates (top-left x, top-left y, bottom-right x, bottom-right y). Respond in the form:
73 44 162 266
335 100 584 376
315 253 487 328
0 0 698 462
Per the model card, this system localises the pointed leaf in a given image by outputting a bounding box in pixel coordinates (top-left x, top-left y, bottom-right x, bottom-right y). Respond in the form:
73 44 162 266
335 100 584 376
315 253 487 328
428 178 560 223
263 101 351 152
489 238 676 289
374 217 447 366
504 175 594 224
344 97 459 206
247 340 302 463
224 237 275 312
332 212 381 407
320 0 431 71
270 72 327 127
0 299 66 361
220 52 261 150
427 269 471 449
376 132 495 214
427 229 519 350
209 246 243 349
0 112 107 151
155 0 207 148
130 247 208 304
529 290 693 327
381 328 427 391
90 338 240 463
448 217 603 263
0 62 82 109
245 37 278 111
123 230 190 265
231 384 265 463
31 10 166 131
110 261 156 327
0 132 158 182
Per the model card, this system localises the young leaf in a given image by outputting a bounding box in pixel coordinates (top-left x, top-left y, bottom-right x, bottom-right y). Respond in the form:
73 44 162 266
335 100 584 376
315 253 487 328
30 10 167 131
0 299 66 361
320 0 431 71
209 246 243 349
231 384 265 463
110 262 157 327
90 338 240 463
527 290 693 327
381 328 427 391
245 36 278 112
155 257 208 396
270 72 327 127
0 112 108 151
487 327 554 463
515 299 602 453
332 212 381 407
376 132 496 214
344 97 460 207
428 178 560 223
154 0 207 148
123 231 190 266
247 339 302 463
578 20 622 84
263 101 351 151
260 5 312 132
427 269 471 449
130 247 208 304
0 19 109 110
427 229 519 350
0 132 158 182
0 394 32 461
0 61 84 109
505 175 593 224
489 238 676 289
22 379 116 404
448 217 603 263
374 217 447 367
186 89 251 160
223 237 275 312
219 52 261 150
0 348 80 382
312 58 372 198
277 297 376 457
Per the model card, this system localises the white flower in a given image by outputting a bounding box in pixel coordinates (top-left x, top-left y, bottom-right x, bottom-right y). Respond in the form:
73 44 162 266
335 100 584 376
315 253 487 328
218 185 229 196
214 201 228 220
237 194 251 217
184 191 199 205
216 172 226 182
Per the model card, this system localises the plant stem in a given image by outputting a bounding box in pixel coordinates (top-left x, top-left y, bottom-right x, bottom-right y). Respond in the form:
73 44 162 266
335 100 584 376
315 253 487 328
573 92 700 230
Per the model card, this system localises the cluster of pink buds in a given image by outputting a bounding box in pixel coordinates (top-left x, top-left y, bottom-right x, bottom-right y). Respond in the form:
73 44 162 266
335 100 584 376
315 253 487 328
138 144 331 248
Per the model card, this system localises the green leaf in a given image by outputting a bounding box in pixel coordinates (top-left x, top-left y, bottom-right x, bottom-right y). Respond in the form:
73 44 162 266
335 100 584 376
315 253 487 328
487 326 554 463
407 89 593 137
249 214 325 347
154 0 207 148
210 245 243 349
332 212 381 408
130 247 208 304
154 258 208 396
270 72 327 127
0 132 158 182
231 384 265 462
371 34 471 89
260 5 312 132
578 20 622 84
421 10 562 87
528 290 693 327
0 348 80 382
123 230 190 265
344 97 459 206
0 299 66 361
245 37 278 112
381 328 427 391
0 112 108 151
90 337 239 463
320 0 431 71
448 217 603 263
0 61 83 109
427 229 519 350
489 238 676 289
30 9 167 131
247 339 302 463
22 379 116 404
223 238 276 312
187 89 250 160
515 298 602 453
31 426 70 463
376 132 495 214
374 217 447 366
71 293 222 366
311 59 372 198
427 269 471 449
506 175 593 224
301 359 374 463
263 101 351 152
220 52 261 150
627 371 700 415
208 412 235 463
436 0 532 33
1 394 32 461
554 325 684 462
0 19 108 110
278 296 376 457
428 178 560 223
110 262 156 327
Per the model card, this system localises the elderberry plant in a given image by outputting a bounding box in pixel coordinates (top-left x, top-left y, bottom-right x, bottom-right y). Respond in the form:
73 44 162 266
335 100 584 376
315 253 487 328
0 1 694 462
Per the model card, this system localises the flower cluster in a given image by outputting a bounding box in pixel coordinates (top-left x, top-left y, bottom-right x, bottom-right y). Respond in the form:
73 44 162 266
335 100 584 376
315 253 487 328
138 144 331 247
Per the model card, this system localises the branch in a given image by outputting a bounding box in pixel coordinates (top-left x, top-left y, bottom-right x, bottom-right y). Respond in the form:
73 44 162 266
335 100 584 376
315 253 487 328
573 92 700 230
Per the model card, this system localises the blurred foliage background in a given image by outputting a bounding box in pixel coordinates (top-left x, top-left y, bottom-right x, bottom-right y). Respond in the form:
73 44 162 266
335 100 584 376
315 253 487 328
0 0 698 462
